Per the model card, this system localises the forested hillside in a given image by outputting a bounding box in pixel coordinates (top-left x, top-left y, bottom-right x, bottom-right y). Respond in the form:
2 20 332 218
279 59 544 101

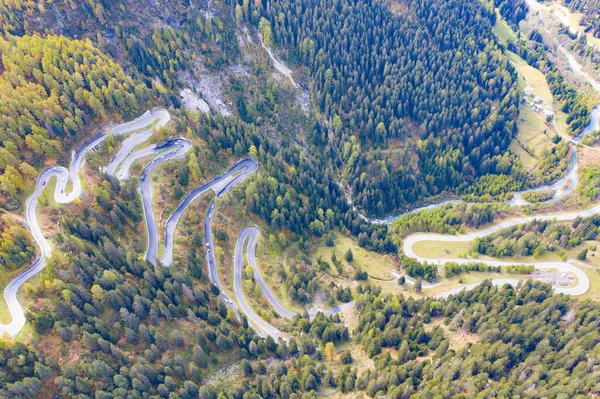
0 34 152 208
564 0 600 37
0 0 238 87
244 0 521 216
2 0 600 397
1 172 350 397
0 214 34 272
352 281 600 397
188 113 395 251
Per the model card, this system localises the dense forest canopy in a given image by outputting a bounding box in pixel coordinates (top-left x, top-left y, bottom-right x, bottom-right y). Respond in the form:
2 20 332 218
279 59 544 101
0 34 152 207
250 0 521 216
352 281 600 397
1 173 351 398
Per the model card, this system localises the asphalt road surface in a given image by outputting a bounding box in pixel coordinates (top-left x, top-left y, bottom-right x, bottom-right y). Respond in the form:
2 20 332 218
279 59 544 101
234 228 283 339
238 228 297 318
232 227 355 339
161 159 258 267
105 109 170 177
0 109 169 338
403 206 597 298
2 106 347 341
138 139 193 264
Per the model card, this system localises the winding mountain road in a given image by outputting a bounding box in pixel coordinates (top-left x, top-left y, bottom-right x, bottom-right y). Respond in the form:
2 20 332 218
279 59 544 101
139 139 193 265
0 109 170 338
104 114 267 330
234 228 283 339
104 109 171 177
231 227 355 339
399 0 600 298
4 6 598 338
403 204 599 297
1 105 262 338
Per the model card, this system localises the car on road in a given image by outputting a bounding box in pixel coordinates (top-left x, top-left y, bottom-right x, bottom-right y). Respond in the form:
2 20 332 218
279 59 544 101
42 181 46 186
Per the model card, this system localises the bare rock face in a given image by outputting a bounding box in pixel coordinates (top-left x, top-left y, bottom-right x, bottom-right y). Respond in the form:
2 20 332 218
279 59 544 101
179 88 210 114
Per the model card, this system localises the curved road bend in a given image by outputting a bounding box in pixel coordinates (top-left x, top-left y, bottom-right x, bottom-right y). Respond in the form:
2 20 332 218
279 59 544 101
234 229 283 339
161 159 258 267
105 109 171 176
237 228 296 318
112 145 158 181
232 227 355 337
140 157 259 325
0 109 168 338
139 139 193 265
403 204 599 298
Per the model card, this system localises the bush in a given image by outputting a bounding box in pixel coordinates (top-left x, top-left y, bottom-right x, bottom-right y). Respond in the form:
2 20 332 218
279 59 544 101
341 350 353 364
577 248 588 261
345 249 353 262
325 234 335 247
414 279 423 293
33 311 55 334
445 261 501 277
401 255 439 282
522 189 554 203
353 268 368 281
504 265 535 274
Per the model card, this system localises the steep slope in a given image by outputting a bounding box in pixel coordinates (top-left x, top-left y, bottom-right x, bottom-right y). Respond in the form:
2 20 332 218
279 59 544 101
0 34 153 208
247 0 521 216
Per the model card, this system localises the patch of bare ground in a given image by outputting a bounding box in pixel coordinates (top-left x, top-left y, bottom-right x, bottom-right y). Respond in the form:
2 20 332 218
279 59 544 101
37 205 61 239
388 0 409 16
36 332 87 366
580 145 600 168
425 316 480 352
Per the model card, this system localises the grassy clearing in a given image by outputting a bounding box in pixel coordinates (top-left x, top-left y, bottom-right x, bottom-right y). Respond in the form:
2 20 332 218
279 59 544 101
0 290 11 324
506 51 557 166
554 111 571 137
411 240 475 259
411 237 567 264
252 239 305 314
566 240 600 299
254 230 399 314
314 233 397 280
508 52 554 104
493 11 517 44
575 263 600 300
509 141 537 169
